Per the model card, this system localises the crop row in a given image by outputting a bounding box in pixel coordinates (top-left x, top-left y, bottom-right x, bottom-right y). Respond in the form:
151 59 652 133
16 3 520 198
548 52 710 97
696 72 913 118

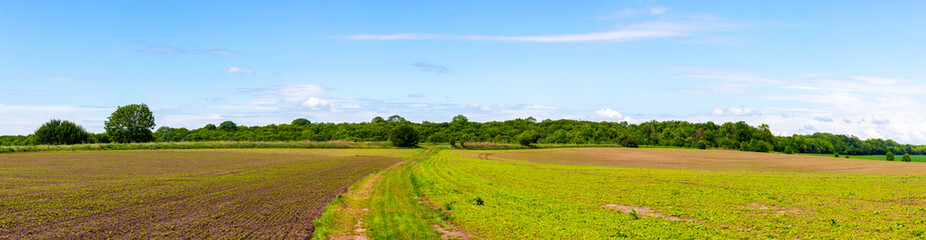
0 149 414 239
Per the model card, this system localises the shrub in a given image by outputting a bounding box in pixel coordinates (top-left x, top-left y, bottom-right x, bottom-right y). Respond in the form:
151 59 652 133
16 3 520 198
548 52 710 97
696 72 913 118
34 119 91 145
389 125 419 147
834 153 839 158
472 197 484 206
902 153 912 162
887 152 895 161
204 124 217 130
618 134 638 148
696 140 708 149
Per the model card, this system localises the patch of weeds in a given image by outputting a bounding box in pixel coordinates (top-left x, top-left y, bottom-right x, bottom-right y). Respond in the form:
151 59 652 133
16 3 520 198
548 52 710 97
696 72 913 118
630 209 640 220
472 197 484 206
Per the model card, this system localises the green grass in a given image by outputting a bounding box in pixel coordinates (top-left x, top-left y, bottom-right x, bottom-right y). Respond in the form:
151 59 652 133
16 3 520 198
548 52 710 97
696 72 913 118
364 149 446 239
413 149 926 239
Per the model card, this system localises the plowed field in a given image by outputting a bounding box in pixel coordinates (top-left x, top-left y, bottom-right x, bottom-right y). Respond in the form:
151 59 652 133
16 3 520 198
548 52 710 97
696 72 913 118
0 149 418 239
467 147 926 174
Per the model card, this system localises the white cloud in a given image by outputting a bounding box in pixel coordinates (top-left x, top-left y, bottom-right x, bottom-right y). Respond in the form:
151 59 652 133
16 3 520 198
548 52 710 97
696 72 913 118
596 108 632 122
247 84 327 104
525 105 557 110
710 107 760 116
302 97 330 109
596 108 623 118
674 67 926 143
226 66 254 74
467 103 492 111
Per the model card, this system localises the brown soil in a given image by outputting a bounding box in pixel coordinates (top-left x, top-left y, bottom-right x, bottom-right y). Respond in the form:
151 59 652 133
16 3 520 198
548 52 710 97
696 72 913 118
468 148 926 175
433 224 472 240
743 202 809 214
0 150 404 239
605 204 699 222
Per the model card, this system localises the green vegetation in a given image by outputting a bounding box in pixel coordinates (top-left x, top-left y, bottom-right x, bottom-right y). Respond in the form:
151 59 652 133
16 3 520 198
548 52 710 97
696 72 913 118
888 151 895 161
220 120 237 131
365 150 445 239
291 118 311 126
0 149 417 238
413 149 926 239
903 153 912 162
5 115 926 157
390 124 420 147
104 103 155 143
33 119 92 145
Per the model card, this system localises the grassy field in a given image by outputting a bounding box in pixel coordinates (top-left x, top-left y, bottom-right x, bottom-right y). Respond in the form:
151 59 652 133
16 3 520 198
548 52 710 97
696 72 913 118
0 149 419 239
805 154 926 163
467 148 926 174
413 148 926 239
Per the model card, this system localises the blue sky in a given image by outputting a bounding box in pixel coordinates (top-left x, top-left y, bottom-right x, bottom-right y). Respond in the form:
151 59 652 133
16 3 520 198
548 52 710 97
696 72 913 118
2 1 926 143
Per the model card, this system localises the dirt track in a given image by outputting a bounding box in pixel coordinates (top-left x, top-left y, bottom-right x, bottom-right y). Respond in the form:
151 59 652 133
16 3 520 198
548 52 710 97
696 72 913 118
465 148 926 175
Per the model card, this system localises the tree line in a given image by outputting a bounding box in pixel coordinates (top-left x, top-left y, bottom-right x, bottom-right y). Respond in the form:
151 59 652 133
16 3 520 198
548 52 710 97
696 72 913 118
2 107 924 155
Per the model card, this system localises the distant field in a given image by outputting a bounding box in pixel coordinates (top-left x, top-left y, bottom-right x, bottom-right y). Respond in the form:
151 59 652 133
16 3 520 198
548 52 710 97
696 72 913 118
805 154 926 163
0 149 418 239
465 147 926 175
414 148 926 239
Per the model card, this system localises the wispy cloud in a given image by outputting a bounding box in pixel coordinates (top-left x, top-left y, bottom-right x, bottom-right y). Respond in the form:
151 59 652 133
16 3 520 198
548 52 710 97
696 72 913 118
601 6 670 19
131 45 238 55
673 67 926 143
343 14 743 43
413 62 450 73
225 66 254 74
45 76 74 82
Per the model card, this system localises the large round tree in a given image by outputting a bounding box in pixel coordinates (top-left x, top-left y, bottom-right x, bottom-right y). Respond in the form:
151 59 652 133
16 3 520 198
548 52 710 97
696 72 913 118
34 119 92 145
390 125 420 147
105 103 155 143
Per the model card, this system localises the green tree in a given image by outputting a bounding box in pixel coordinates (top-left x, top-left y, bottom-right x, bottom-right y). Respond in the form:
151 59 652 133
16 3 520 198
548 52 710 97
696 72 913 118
618 134 638 148
389 125 419 147
517 131 539 146
34 119 91 145
291 118 311 126
371 116 386 123
902 153 912 162
105 104 155 143
220 121 237 131
452 115 469 125
387 115 406 123
886 151 895 161
204 124 216 130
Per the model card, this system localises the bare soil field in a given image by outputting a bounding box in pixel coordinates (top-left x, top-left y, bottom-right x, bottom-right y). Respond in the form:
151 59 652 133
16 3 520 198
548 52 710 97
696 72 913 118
0 149 417 239
465 147 926 174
